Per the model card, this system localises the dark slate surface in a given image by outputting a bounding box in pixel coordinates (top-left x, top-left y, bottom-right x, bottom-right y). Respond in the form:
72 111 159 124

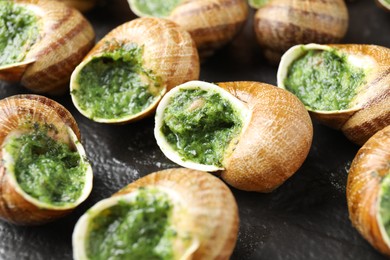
0 0 389 259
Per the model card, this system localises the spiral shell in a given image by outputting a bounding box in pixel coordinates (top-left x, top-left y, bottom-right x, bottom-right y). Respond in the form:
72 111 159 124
347 125 390 256
0 0 95 94
155 81 313 192
277 43 390 145
128 0 249 58
55 0 97 12
254 0 348 63
73 168 239 259
0 95 93 225
70 17 199 124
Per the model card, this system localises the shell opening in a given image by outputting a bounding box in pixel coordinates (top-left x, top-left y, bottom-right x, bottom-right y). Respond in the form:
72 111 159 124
0 1 40 68
155 80 250 172
377 172 390 248
73 187 198 260
128 0 184 17
71 43 164 123
278 44 367 112
2 123 92 210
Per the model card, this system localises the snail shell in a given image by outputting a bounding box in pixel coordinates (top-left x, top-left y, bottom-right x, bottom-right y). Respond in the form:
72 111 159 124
0 0 95 94
0 95 93 225
70 17 199 124
128 0 249 58
155 81 313 192
72 168 239 259
254 0 348 63
277 43 390 145
55 0 97 12
347 125 390 256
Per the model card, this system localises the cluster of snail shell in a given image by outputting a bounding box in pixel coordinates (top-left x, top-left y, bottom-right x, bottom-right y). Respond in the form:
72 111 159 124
0 0 389 258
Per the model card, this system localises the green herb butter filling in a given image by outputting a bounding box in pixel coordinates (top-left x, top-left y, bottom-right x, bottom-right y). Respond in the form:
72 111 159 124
161 88 243 167
284 49 366 111
86 188 176 260
0 1 39 66
379 171 390 241
4 126 86 206
131 0 182 17
72 44 162 120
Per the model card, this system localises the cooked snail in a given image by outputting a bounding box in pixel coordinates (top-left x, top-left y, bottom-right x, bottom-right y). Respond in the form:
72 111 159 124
254 0 348 63
154 81 313 192
0 95 93 225
0 0 95 94
70 17 199 124
277 43 390 145
55 0 97 12
73 168 238 259
347 125 390 256
376 0 390 11
127 0 249 58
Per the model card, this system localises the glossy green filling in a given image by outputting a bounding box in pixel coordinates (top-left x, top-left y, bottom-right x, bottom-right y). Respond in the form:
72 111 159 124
248 0 270 8
284 49 366 111
132 0 182 17
379 171 390 240
72 44 161 120
0 1 39 66
86 188 175 260
4 125 86 206
161 88 243 167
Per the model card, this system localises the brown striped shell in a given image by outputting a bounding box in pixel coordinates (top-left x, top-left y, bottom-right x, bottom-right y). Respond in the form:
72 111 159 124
347 125 390 256
128 0 249 58
72 168 239 259
155 81 313 192
254 0 348 63
0 95 93 225
0 0 95 94
55 0 97 12
277 43 390 145
70 17 199 124
169 0 249 58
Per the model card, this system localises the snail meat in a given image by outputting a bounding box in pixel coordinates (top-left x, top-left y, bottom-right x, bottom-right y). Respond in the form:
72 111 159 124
0 95 93 225
73 168 239 259
155 81 313 192
70 17 199 124
347 125 390 256
278 43 390 145
0 0 95 94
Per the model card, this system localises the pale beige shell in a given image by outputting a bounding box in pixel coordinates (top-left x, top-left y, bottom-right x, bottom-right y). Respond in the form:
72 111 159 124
155 81 313 192
127 0 249 58
0 0 95 94
347 125 390 256
254 0 348 63
0 95 93 225
55 0 97 12
278 43 390 145
72 168 239 259
376 0 390 11
70 17 200 124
